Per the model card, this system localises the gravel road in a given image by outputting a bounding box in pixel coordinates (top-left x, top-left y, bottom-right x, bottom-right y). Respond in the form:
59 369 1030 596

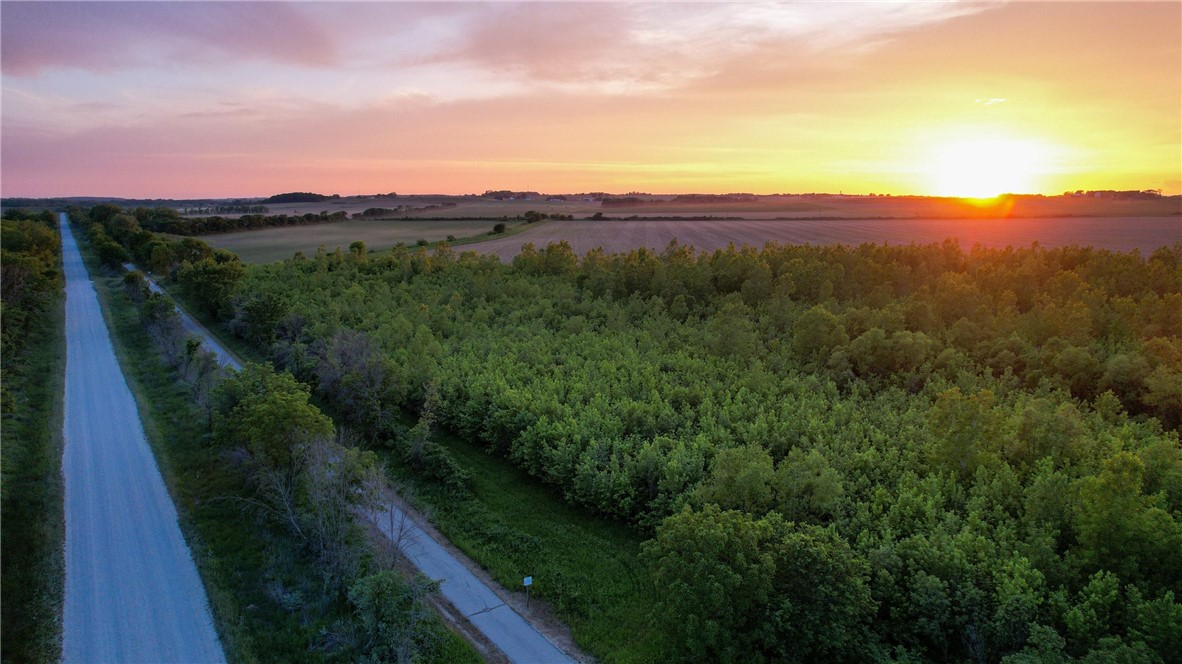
61 215 225 663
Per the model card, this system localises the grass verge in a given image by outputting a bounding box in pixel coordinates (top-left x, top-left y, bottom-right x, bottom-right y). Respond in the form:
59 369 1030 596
383 429 671 663
0 290 66 664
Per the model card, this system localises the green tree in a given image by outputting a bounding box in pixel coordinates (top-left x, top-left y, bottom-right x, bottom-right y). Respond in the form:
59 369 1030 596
177 254 245 317
641 505 775 662
696 445 775 513
642 506 874 662
792 304 849 366
774 448 845 522
929 388 1003 480
210 363 333 473
1073 452 1182 587
349 571 442 664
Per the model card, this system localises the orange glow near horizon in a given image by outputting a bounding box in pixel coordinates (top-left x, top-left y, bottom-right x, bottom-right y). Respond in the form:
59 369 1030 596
1 2 1178 198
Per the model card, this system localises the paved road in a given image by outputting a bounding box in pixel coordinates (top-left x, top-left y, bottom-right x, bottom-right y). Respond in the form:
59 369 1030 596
367 504 576 664
122 263 241 370
61 215 225 663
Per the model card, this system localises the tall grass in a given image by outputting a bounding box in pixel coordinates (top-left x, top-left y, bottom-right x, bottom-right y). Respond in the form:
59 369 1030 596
384 429 671 663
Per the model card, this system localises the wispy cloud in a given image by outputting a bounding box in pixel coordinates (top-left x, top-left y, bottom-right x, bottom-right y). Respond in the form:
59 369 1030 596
1 1 339 76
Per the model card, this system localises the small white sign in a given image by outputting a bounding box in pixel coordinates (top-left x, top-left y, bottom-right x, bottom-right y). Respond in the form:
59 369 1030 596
523 576 533 587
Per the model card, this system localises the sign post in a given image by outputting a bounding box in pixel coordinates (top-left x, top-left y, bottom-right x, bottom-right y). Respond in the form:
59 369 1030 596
523 576 533 609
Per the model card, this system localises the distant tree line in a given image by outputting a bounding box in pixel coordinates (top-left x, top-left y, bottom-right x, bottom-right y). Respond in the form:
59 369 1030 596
351 203 458 219
262 192 341 204
92 203 352 236
1064 190 1168 200
180 204 269 215
603 193 761 206
482 190 541 200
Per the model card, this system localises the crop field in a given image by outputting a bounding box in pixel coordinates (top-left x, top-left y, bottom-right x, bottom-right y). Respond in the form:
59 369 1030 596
462 216 1182 260
201 217 505 263
191 192 1181 223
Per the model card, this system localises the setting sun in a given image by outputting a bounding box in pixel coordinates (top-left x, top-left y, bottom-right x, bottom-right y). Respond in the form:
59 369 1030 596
927 137 1054 198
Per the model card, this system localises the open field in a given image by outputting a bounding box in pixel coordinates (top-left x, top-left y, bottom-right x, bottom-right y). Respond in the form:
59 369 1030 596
175 192 1181 223
201 217 507 263
461 216 1182 260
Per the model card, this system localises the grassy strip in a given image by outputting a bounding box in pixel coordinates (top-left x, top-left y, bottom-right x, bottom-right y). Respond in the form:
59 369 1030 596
0 290 66 664
384 430 670 663
79 242 349 663
435 219 546 249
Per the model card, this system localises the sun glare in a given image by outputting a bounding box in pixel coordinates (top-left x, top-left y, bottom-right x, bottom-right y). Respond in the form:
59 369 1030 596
928 137 1049 198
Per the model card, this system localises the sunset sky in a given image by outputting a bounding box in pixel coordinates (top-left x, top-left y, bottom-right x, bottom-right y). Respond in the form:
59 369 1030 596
2 1 1179 198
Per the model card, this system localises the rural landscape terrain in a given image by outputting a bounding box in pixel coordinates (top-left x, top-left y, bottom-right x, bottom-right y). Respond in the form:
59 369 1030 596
2 2 1181 664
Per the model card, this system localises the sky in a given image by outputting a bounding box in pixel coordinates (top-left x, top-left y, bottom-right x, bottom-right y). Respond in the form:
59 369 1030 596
2 1 1179 198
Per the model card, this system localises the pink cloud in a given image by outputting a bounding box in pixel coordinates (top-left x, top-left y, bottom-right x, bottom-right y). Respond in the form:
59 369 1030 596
0 1 339 76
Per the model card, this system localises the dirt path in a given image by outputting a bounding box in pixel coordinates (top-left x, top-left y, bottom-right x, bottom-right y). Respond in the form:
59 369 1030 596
60 215 225 663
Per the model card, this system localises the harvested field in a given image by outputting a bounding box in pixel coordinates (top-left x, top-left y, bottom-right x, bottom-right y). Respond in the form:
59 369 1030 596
203 217 504 263
461 216 1182 261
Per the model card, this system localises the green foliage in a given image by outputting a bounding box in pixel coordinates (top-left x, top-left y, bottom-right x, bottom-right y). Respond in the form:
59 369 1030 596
186 234 1182 661
0 212 64 663
929 387 1004 479
641 506 874 662
348 571 472 664
696 445 775 512
211 363 333 472
176 252 245 318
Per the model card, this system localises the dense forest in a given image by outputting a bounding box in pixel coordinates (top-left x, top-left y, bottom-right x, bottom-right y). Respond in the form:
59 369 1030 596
1 208 64 661
1 209 61 399
84 204 1181 662
262 192 341 204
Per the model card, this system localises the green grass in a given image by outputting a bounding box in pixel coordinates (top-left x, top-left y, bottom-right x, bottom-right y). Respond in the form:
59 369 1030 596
384 430 671 663
203 218 528 264
0 289 66 664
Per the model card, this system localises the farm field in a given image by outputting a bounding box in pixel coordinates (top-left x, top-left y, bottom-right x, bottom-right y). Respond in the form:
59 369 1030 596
463 215 1182 260
201 217 505 263
175 192 1181 223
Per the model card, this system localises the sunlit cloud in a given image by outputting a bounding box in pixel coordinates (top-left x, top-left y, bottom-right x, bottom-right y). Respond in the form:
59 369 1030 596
1 1 1178 197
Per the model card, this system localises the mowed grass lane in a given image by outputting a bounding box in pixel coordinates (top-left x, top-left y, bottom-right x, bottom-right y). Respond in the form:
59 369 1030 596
463 216 1182 260
203 217 502 263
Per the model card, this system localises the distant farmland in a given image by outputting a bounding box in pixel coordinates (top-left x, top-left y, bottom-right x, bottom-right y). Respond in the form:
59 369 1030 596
203 217 503 263
461 216 1182 260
